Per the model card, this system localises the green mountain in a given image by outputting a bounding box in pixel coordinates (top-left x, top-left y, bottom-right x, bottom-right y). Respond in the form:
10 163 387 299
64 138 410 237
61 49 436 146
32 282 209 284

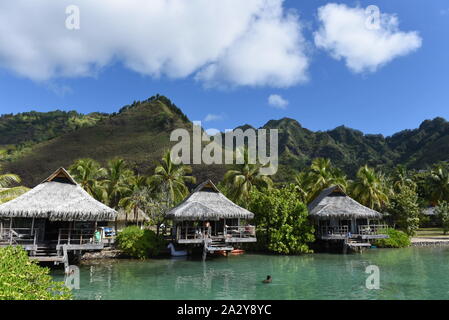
1 95 448 186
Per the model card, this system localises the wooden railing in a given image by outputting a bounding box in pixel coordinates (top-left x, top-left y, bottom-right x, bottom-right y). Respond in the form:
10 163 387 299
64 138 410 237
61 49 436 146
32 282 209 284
175 225 257 240
58 228 98 245
0 228 38 245
224 226 256 239
176 226 211 240
358 225 389 235
320 225 349 236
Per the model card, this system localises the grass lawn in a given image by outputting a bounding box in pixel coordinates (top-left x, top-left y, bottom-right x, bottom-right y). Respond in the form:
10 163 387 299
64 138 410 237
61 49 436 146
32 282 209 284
415 228 449 238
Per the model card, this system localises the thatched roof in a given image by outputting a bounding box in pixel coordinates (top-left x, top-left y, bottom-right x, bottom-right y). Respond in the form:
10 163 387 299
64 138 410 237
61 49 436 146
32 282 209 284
0 168 117 221
308 186 383 219
165 180 254 221
116 208 150 223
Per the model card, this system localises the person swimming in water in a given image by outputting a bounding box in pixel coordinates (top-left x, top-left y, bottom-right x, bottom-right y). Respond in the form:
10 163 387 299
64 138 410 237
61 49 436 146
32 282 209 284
262 275 272 283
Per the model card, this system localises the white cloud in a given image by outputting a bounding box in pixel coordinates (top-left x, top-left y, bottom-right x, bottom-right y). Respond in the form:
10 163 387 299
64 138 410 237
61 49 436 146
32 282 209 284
314 3 422 73
0 0 309 88
204 113 224 122
205 128 221 136
268 94 288 109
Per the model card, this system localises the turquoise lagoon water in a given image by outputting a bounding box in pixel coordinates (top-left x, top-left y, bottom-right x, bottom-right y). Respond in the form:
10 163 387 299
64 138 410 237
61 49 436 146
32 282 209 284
52 246 449 300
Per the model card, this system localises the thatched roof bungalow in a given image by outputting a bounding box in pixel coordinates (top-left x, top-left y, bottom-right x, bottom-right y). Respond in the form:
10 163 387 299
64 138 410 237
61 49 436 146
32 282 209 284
308 186 386 239
0 167 117 251
166 180 254 221
114 208 149 230
308 186 382 220
166 180 256 245
0 167 116 221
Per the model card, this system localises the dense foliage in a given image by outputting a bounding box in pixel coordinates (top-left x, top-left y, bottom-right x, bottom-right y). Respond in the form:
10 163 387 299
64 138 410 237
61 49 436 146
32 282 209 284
0 110 106 146
0 246 72 300
116 226 165 259
435 201 449 234
387 183 421 236
248 185 315 254
223 149 273 204
0 165 28 204
373 228 411 248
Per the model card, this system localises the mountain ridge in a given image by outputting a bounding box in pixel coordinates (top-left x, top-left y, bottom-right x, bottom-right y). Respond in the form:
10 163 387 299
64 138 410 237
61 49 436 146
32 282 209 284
1 95 448 186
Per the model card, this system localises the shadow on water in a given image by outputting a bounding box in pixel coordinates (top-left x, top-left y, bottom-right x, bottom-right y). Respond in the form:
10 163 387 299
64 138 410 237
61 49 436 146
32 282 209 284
51 247 449 300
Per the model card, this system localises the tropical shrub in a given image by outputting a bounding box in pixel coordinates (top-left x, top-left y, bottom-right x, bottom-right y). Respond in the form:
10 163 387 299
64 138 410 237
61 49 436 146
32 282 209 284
116 226 165 259
373 228 411 248
248 185 315 254
435 201 449 234
0 246 72 300
388 183 421 236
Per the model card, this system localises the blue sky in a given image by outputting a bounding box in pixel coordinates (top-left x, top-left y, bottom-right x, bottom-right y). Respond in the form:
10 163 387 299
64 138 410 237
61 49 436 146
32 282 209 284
0 0 448 136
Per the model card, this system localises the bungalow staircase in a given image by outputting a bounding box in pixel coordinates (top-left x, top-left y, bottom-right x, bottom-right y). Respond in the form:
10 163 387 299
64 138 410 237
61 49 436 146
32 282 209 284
344 238 371 253
34 245 58 257
202 238 234 260
30 244 69 270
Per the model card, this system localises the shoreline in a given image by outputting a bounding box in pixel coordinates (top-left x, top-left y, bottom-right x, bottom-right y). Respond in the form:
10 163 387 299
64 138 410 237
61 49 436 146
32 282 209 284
411 237 449 247
79 240 449 262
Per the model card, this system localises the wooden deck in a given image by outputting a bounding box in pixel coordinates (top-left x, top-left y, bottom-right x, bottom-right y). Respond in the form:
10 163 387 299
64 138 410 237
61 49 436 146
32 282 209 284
318 224 389 241
178 236 257 244
346 242 371 247
175 225 257 244
320 234 388 240
30 256 66 263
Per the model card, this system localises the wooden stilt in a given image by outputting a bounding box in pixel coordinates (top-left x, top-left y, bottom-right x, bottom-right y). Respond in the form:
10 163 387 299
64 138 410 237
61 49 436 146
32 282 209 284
9 217 12 244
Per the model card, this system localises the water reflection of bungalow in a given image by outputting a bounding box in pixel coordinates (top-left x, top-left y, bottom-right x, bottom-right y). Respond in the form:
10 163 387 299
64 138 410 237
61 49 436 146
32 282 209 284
165 180 256 256
308 186 388 251
0 168 117 267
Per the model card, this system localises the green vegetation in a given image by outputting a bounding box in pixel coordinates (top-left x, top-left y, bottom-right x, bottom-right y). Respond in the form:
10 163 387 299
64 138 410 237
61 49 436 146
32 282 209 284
69 158 107 199
3 95 449 189
0 110 106 146
0 110 107 162
2 95 194 187
435 201 449 234
415 228 449 238
388 183 421 236
151 150 196 204
68 152 195 236
2 94 449 251
373 228 411 248
248 185 314 254
293 158 347 203
0 165 28 204
223 149 273 204
350 165 389 211
116 226 165 259
0 246 72 300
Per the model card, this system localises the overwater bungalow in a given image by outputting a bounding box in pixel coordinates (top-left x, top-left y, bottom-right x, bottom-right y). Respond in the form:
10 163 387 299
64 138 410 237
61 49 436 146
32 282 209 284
114 208 150 230
308 186 389 251
0 167 117 266
165 180 256 256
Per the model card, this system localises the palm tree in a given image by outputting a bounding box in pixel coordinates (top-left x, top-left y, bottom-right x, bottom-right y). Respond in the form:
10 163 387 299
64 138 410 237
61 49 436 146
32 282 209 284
0 167 29 204
293 171 309 203
350 165 389 211
305 158 349 202
428 163 449 204
118 175 150 223
151 150 196 204
69 158 107 201
103 158 135 209
223 149 273 203
391 165 413 192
